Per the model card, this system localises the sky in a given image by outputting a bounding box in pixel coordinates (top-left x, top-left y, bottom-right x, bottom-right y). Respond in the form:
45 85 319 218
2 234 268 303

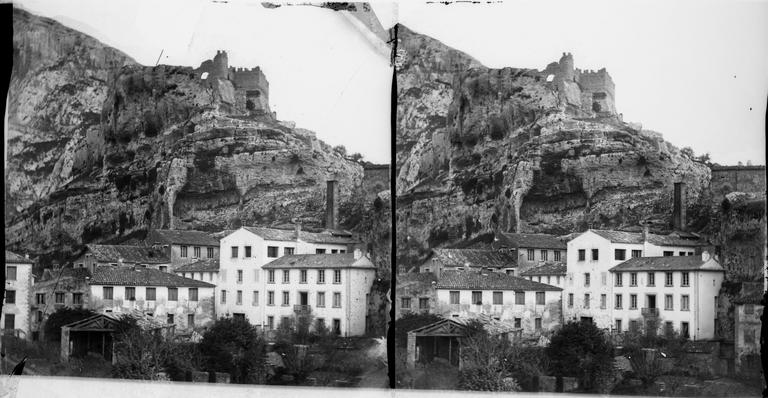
399 0 768 166
13 0 395 164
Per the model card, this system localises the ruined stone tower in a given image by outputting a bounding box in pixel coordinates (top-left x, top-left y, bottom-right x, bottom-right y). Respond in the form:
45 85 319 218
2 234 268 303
194 50 271 115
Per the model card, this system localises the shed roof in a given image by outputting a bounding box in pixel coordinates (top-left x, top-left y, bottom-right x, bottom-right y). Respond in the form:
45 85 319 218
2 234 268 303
497 233 567 250
5 251 33 264
90 266 214 288
436 270 561 291
609 256 724 272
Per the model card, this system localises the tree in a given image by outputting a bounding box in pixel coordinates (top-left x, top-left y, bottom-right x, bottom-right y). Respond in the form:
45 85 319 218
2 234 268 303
457 324 521 391
199 317 267 384
395 313 443 347
112 316 173 380
348 152 364 163
680 146 695 159
43 307 97 342
546 321 615 392
332 145 347 157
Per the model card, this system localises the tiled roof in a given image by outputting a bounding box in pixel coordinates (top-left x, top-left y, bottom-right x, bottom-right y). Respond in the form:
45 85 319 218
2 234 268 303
146 229 219 246
398 272 438 284
174 259 220 273
733 282 765 305
41 267 91 282
5 251 33 264
589 229 709 247
261 253 375 269
436 270 562 291
90 266 214 287
497 233 567 250
520 262 567 276
243 226 358 245
430 249 516 268
609 256 724 272
86 244 170 264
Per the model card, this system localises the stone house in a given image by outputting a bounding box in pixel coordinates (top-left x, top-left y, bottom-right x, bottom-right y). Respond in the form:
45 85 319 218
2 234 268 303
732 282 763 376
419 248 517 278
2 251 34 339
88 265 215 331
520 262 567 288
31 266 91 341
493 232 567 274
145 229 220 271
73 244 170 273
261 251 376 337
434 270 563 337
396 272 437 319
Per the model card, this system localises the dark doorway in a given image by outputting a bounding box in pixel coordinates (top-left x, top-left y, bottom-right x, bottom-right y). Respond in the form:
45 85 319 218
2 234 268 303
647 294 657 309
299 292 308 306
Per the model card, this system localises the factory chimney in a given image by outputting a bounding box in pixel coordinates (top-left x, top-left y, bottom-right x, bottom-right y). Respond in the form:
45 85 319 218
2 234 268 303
673 182 686 231
326 180 339 230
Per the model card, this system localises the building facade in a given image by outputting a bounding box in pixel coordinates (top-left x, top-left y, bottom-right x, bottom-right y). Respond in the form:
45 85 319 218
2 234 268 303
732 282 763 375
419 249 517 278
174 259 219 284
396 272 437 320
73 245 170 274
2 251 34 339
145 229 220 271
493 232 567 274
31 266 91 340
520 262 567 288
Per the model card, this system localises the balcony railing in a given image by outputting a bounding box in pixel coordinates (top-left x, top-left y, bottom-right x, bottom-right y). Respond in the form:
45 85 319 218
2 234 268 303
294 305 311 315
641 307 659 317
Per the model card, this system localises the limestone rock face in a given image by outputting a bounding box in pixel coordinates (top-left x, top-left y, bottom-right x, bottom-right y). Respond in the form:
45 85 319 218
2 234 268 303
6 8 362 262
396 25 711 265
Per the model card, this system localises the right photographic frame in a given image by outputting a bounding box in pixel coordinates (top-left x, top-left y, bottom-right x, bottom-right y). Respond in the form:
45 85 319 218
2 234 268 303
393 0 767 395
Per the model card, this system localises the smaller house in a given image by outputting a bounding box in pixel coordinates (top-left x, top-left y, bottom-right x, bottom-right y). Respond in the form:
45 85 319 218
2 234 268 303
145 229 220 271
520 262 567 288
2 251 34 339
396 272 437 319
493 233 567 273
732 282 763 376
174 259 219 284
73 245 171 273
419 249 517 278
31 266 91 341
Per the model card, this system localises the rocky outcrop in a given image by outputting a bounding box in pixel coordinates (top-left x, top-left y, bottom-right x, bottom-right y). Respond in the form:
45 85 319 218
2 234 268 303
6 8 362 263
395 25 711 265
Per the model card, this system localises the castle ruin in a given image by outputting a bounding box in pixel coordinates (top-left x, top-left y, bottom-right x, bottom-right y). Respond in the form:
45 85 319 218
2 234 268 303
541 52 617 116
195 50 271 115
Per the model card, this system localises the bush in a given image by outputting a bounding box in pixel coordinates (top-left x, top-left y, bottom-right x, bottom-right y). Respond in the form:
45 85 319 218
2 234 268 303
458 367 521 391
546 321 615 392
199 317 266 384
395 313 443 347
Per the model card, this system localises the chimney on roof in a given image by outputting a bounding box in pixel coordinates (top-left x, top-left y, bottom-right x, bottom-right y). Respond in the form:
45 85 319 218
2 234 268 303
325 180 339 230
673 182 686 231
25 253 30 259
642 224 650 243
353 248 362 260
295 223 302 241
701 251 711 262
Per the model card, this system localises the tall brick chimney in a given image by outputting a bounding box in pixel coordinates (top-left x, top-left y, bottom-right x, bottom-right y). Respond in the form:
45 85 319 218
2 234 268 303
325 180 339 230
673 182 686 231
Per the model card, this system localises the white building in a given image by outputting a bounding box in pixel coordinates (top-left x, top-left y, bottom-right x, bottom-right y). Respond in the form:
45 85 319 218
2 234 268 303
493 232 567 274
145 229 220 271
520 262 567 288
174 259 219 284
261 252 376 336
564 228 709 328
88 265 215 331
2 251 34 339
216 225 358 330
609 253 725 340
434 270 563 337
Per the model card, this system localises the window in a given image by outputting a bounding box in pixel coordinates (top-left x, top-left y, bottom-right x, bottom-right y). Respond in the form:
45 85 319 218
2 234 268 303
267 291 274 306
419 298 429 309
181 246 188 258
681 295 690 311
665 321 674 337
679 251 686 256
268 270 275 283
73 293 83 305
244 246 251 258
615 319 622 332
591 249 599 261
236 290 242 305
125 288 136 301
472 291 483 305
167 314 174 324
629 320 638 332
648 272 655 286
665 294 673 310
554 251 561 262
220 290 227 304
541 250 548 261
333 269 341 284
534 318 542 330
188 314 195 327
536 292 545 305
267 316 274 330
36 293 46 305
189 288 198 301
615 294 623 309
688 252 694 256
267 246 278 257
568 293 574 308
146 287 156 301
578 249 586 261
600 294 607 309
317 292 326 307
514 291 525 305
630 294 637 309
252 291 259 306
331 249 338 254
316 249 326 254
527 249 535 261
3 290 16 304
6 266 16 280
493 291 503 305
333 292 341 308
194 246 201 258
681 272 689 287
3 314 14 330
282 291 290 306
159 266 168 273
584 273 591 287
339 250 346 254
284 247 295 255
318 270 326 284
300 270 307 283
207 247 214 258
663 251 673 257
631 250 642 258
615 249 626 261
665 272 673 286
169 287 178 301
615 272 623 287
681 322 690 338
630 272 637 286
283 270 290 283
36 311 43 322
332 319 341 335
584 294 590 308
450 291 460 304
237 270 243 283
231 246 238 258
514 318 522 328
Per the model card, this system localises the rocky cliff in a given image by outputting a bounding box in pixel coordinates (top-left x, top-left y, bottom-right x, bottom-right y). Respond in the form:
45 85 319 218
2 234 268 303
6 8 363 264
395 25 712 265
